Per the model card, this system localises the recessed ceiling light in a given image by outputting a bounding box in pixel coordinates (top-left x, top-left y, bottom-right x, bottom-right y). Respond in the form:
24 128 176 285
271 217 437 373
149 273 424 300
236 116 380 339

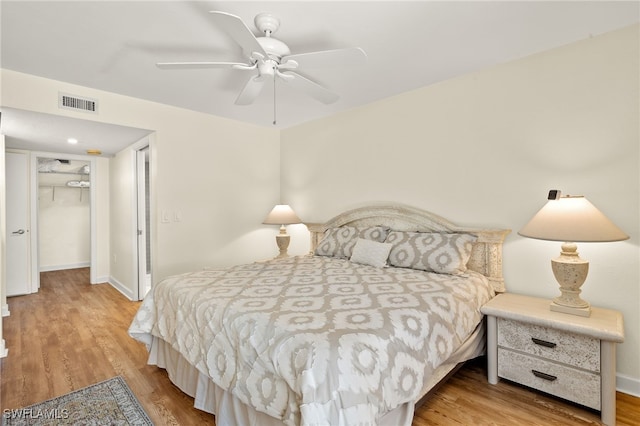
67 138 78 144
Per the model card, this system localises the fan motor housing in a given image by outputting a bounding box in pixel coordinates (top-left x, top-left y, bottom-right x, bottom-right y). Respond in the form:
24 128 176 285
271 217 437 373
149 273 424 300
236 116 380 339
257 37 291 59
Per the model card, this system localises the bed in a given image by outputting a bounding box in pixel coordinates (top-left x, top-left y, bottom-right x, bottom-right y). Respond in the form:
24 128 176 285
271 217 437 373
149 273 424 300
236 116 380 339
129 204 510 425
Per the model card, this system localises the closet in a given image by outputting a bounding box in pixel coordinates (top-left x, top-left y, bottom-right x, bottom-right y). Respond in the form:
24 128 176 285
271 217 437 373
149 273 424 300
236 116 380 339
37 158 90 272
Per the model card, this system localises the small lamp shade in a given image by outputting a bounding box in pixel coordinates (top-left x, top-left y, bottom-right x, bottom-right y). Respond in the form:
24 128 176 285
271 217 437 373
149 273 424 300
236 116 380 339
518 196 628 242
263 204 301 226
263 205 301 258
519 193 628 317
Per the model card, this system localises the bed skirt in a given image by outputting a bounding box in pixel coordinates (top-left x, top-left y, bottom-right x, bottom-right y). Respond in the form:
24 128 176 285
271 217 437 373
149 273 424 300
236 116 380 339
146 323 485 426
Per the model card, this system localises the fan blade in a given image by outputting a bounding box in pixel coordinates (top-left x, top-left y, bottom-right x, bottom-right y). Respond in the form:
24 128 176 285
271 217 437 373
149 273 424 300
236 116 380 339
235 75 265 105
209 11 267 59
283 47 366 69
156 61 249 69
280 71 339 104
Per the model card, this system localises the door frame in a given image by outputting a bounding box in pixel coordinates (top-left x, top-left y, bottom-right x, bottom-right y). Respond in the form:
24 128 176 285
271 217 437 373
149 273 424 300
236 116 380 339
30 151 98 288
1 135 7 357
129 135 152 301
135 146 150 300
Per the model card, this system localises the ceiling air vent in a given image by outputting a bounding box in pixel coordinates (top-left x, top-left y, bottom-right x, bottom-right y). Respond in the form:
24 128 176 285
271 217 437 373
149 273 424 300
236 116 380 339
58 92 98 114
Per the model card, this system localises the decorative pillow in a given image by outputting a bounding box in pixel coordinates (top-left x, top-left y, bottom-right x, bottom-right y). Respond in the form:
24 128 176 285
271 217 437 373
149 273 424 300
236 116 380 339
314 226 358 258
358 226 389 243
315 226 390 258
385 231 477 275
350 238 393 268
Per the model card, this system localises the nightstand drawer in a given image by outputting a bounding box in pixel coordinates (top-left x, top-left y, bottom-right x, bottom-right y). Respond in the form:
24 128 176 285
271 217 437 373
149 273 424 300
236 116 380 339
498 349 601 410
497 318 600 372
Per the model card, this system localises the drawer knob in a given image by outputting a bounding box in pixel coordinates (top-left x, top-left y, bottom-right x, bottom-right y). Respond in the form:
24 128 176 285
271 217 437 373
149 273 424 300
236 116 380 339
532 369 558 382
531 337 556 348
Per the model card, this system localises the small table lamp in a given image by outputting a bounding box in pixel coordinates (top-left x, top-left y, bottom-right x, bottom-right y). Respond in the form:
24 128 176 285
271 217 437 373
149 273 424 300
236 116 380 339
263 204 301 257
518 191 628 317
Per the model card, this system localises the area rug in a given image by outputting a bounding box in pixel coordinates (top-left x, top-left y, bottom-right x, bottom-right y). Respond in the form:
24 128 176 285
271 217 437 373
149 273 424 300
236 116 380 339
2 376 153 425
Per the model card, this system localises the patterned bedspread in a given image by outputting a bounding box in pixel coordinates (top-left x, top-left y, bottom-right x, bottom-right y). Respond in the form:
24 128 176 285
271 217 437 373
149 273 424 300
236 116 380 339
129 255 494 426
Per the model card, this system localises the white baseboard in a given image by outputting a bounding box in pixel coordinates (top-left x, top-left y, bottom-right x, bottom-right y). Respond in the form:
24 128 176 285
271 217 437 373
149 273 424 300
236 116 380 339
617 373 640 397
2 304 9 317
40 262 90 272
0 339 7 358
108 276 133 301
92 275 110 284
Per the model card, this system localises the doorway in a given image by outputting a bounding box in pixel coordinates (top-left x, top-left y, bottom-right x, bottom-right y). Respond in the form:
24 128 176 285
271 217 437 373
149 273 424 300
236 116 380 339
5 151 96 295
37 158 91 274
30 153 97 291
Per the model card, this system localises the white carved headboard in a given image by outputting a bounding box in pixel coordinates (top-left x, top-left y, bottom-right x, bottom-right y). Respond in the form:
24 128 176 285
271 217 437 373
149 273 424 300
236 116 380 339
305 204 510 293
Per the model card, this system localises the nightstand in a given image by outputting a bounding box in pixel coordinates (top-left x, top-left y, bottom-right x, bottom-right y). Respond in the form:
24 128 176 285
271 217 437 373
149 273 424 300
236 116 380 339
481 293 624 426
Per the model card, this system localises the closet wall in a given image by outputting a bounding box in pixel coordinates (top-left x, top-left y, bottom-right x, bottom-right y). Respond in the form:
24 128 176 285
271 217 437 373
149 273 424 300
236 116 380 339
37 159 90 271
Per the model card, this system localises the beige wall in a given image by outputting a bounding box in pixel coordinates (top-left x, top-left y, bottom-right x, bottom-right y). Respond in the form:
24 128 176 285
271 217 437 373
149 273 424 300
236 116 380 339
109 147 137 295
281 25 640 391
94 156 110 282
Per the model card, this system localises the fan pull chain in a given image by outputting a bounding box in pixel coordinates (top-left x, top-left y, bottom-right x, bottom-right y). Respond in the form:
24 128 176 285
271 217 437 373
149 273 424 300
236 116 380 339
273 68 277 125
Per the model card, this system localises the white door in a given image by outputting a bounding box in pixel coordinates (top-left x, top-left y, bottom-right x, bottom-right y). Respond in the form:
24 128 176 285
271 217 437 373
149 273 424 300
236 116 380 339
6 151 31 296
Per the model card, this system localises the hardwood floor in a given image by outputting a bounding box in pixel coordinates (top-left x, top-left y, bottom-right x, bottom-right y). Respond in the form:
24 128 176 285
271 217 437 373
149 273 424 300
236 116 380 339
1 268 638 425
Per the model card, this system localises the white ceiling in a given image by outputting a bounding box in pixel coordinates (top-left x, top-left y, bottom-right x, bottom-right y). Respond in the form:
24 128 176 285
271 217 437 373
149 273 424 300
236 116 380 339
1 1 638 156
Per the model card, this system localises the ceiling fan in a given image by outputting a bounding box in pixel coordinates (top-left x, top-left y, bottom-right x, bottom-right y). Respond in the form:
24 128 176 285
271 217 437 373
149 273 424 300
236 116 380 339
156 11 367 107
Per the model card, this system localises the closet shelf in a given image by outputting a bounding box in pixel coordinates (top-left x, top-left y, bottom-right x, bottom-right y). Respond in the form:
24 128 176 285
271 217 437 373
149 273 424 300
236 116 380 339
38 171 89 175
39 184 89 202
39 185 90 188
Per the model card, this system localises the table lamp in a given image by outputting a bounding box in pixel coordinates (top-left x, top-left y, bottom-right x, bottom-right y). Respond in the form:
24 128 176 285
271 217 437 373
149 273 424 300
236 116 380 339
518 190 628 317
263 204 301 257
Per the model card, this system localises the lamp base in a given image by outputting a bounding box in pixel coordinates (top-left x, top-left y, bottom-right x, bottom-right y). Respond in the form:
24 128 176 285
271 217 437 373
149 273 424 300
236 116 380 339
275 226 290 258
549 242 591 317
550 301 591 317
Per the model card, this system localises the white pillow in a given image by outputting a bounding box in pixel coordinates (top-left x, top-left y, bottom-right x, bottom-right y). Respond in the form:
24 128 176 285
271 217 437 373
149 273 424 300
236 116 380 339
350 238 393 268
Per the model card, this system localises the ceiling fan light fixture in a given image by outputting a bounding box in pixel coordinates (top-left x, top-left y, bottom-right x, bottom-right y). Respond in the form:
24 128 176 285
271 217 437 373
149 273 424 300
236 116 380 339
258 60 277 77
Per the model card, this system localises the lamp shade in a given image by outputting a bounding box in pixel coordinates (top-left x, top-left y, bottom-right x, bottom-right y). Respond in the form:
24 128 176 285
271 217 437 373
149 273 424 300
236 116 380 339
263 204 301 225
518 196 628 242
